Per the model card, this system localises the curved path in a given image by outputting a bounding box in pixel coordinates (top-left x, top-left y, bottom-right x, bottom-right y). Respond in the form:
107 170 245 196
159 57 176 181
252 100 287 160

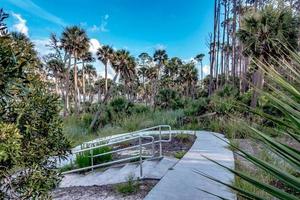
145 131 236 200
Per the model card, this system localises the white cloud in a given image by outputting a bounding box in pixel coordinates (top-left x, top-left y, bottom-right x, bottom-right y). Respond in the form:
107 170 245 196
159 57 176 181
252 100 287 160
89 25 100 32
12 12 28 36
202 65 210 75
8 0 66 26
155 44 166 50
100 14 109 32
32 38 52 56
89 38 101 54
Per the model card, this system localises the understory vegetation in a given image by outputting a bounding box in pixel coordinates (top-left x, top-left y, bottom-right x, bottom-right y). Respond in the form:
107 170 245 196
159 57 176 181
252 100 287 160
1 0 300 199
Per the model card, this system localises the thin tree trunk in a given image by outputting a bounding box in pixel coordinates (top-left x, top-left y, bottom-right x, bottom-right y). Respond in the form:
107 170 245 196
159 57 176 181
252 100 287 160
232 0 237 86
105 61 108 95
74 53 79 115
216 0 221 90
82 61 86 106
64 57 71 117
220 0 227 86
209 0 218 95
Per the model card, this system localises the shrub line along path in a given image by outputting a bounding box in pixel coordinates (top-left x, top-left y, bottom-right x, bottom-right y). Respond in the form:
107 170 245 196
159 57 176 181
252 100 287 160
144 131 236 200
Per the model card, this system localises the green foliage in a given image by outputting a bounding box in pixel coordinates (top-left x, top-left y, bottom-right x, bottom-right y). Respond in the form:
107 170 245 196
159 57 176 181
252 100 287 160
75 146 112 168
0 15 70 198
174 151 186 159
174 133 191 143
183 98 208 116
205 51 300 199
155 88 183 110
109 97 129 113
116 175 138 195
0 123 21 171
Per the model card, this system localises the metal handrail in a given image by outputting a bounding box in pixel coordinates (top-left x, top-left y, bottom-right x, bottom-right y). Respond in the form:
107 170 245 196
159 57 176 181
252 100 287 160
62 125 172 176
81 125 171 149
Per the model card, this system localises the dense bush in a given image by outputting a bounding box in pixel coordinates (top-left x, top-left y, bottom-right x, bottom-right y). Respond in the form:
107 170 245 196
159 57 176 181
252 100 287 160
155 88 183 109
183 98 209 116
0 27 70 198
0 123 21 171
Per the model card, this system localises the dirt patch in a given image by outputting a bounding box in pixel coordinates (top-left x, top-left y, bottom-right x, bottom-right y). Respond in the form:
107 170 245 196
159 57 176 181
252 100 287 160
116 134 196 159
52 180 158 200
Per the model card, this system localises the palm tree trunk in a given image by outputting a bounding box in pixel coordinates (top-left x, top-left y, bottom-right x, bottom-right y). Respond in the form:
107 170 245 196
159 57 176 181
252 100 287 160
64 56 71 117
82 61 86 106
209 0 218 95
74 53 79 114
220 0 227 86
232 0 237 86
105 61 108 95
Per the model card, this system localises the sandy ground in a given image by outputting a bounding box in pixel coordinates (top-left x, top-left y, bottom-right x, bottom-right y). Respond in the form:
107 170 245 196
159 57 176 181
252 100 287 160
52 180 158 200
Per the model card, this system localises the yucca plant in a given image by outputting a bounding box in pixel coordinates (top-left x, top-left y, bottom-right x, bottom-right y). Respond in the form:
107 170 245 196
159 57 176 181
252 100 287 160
196 49 300 199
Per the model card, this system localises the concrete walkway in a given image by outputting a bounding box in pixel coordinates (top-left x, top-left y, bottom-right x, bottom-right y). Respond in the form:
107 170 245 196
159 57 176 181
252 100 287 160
145 131 236 200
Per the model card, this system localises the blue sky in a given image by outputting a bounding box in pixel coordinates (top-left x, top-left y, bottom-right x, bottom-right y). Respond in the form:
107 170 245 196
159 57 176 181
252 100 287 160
2 0 214 77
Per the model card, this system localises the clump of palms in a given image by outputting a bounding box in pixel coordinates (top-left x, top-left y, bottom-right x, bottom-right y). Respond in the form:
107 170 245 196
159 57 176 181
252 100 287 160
197 50 300 199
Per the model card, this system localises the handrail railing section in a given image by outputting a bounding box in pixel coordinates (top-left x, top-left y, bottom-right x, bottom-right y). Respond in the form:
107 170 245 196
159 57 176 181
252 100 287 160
62 125 172 177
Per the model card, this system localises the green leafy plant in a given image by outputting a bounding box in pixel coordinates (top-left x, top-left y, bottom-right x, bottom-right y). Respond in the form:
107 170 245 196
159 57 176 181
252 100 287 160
174 151 186 159
116 175 138 195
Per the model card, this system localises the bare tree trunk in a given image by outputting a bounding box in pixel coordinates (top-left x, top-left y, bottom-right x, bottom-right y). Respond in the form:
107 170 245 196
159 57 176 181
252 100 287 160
105 61 108 95
82 61 86 106
220 0 227 86
64 57 71 117
209 0 218 95
232 0 237 86
216 0 221 90
74 53 79 115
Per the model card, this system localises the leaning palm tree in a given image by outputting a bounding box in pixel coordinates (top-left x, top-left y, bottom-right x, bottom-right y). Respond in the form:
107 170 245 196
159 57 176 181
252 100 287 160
61 26 89 114
96 45 114 95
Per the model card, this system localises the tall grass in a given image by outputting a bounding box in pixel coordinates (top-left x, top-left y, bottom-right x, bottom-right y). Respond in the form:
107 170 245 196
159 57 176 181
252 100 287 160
63 109 184 147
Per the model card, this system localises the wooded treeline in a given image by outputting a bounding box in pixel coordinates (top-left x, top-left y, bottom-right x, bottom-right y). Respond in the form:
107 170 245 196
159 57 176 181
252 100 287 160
208 0 300 106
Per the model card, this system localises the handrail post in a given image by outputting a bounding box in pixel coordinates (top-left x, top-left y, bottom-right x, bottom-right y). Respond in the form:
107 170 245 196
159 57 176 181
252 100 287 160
139 136 143 178
159 126 162 157
90 149 94 172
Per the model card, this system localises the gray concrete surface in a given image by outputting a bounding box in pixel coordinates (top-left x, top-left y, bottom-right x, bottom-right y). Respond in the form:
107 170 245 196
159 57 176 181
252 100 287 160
59 157 178 188
144 131 236 200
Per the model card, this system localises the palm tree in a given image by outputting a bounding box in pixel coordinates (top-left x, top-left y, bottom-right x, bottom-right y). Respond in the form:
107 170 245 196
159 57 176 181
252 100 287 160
84 64 97 102
153 49 168 104
195 54 205 81
96 45 114 95
81 51 94 105
61 26 89 114
46 59 65 95
237 6 298 107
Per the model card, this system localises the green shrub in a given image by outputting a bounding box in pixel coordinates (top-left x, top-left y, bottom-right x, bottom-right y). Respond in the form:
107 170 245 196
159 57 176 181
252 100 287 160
0 123 22 170
109 97 129 113
183 98 208 116
75 146 112 168
116 175 138 195
129 104 150 114
81 113 93 128
174 151 186 159
174 134 191 143
216 84 239 97
155 88 183 110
